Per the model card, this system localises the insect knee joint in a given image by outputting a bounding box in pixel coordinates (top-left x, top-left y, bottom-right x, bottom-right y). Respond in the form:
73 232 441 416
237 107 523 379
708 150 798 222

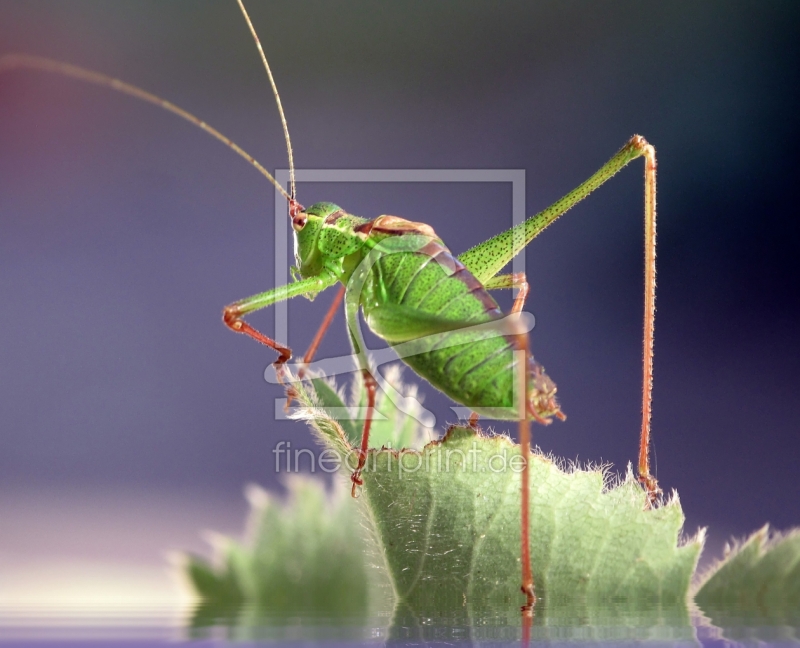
222 305 242 330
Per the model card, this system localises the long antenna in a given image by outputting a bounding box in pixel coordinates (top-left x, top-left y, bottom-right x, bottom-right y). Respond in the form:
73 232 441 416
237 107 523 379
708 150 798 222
0 54 291 201
236 0 297 204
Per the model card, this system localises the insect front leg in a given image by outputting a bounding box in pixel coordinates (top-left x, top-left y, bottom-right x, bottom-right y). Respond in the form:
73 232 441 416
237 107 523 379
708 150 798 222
222 273 339 383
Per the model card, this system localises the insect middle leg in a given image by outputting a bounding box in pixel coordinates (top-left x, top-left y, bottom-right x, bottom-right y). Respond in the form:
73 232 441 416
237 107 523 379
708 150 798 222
284 284 346 408
341 284 380 496
298 284 346 369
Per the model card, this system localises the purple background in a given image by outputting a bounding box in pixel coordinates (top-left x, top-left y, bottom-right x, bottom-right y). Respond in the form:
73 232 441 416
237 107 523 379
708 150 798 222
1 0 798 560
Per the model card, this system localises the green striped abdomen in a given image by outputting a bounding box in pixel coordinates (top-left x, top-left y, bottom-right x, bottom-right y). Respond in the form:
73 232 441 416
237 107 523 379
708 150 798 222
362 239 524 419
403 329 519 418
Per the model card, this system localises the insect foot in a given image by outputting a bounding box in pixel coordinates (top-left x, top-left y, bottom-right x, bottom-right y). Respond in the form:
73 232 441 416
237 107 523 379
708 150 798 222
350 469 364 499
521 582 536 613
350 370 378 498
639 473 662 508
467 411 483 431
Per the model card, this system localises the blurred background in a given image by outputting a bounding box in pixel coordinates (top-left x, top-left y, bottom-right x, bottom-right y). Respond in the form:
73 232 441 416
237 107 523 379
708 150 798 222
1 0 798 622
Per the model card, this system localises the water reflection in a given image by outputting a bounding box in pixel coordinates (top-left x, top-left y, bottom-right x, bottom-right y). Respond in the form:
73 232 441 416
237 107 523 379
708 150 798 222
1 599 797 645
183 599 799 645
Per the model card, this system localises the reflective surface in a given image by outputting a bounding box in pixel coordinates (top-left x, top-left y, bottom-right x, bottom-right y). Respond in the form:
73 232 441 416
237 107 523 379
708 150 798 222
1 602 797 646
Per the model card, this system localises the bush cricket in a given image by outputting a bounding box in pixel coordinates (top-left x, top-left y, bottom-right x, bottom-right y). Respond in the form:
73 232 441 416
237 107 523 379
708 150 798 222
0 0 658 612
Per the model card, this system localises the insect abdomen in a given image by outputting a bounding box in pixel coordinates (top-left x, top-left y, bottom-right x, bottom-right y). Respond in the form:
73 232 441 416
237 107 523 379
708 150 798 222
367 240 522 418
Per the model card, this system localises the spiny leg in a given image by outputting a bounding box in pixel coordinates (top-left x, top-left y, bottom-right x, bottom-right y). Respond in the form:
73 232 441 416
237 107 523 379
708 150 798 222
516 325 536 615
486 279 538 611
339 257 442 497
366 274 547 608
638 142 660 504
460 136 660 502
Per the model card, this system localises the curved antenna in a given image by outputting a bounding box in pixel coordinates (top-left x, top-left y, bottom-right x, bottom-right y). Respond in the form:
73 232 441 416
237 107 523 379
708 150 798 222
236 0 297 204
0 53 291 201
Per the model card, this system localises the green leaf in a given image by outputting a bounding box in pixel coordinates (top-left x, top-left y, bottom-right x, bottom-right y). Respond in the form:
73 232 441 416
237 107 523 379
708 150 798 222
183 477 392 639
694 525 800 642
291 367 704 636
183 368 800 641
300 365 427 452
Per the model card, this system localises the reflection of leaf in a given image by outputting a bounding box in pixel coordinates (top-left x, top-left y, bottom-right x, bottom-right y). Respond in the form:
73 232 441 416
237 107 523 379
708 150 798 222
694 525 800 642
183 476 392 639
291 368 704 636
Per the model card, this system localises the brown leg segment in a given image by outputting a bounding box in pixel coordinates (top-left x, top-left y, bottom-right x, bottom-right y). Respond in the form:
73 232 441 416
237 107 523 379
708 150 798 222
285 284 346 408
484 272 545 614
223 305 293 381
351 369 378 498
300 284 345 368
509 274 530 315
486 274 538 627
483 272 543 606
517 330 536 614
635 139 661 506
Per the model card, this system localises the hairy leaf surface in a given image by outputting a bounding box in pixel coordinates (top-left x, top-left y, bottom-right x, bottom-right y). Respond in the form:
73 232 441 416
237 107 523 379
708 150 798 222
292 370 703 634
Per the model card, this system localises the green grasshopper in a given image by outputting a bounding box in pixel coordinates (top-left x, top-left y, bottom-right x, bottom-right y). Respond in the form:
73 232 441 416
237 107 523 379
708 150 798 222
0 0 658 611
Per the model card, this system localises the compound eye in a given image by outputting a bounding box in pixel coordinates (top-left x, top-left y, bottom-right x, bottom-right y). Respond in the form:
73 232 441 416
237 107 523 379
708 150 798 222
292 214 307 232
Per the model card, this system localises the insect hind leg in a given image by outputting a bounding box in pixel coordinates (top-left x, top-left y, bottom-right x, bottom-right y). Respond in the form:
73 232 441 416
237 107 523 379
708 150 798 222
484 271 529 315
513 321 537 616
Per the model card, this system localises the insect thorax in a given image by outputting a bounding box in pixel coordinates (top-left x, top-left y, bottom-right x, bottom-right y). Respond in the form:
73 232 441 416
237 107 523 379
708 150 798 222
293 202 369 278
